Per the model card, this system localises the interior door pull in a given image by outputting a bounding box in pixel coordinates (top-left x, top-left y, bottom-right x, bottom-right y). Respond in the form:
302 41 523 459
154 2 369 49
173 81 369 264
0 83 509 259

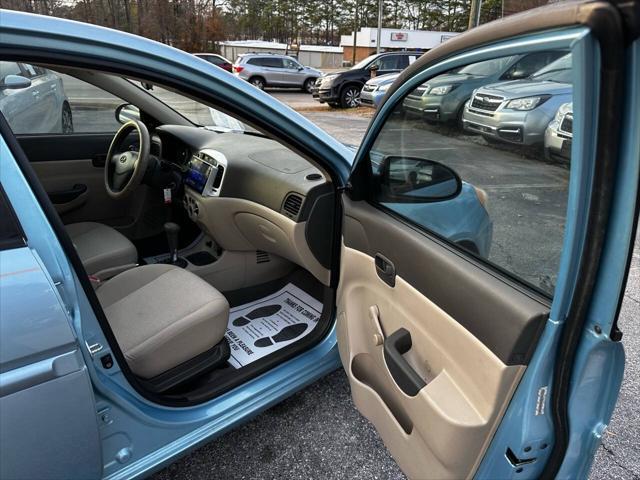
383 328 426 397
375 253 396 287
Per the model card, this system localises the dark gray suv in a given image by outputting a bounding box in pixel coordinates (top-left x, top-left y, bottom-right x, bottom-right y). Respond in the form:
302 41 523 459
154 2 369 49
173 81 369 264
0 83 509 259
232 53 322 92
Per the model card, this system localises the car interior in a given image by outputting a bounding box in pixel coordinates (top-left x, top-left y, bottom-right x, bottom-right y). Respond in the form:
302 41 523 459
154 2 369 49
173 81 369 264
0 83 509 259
11 58 553 479
15 66 338 403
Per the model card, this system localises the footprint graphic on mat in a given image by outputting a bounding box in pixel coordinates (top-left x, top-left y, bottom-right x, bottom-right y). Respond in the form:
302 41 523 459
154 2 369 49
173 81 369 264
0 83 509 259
233 304 282 327
254 323 308 348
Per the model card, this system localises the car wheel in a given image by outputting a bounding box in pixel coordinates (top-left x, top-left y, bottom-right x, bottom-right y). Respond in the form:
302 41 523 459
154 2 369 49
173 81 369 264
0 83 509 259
303 78 316 93
340 85 361 108
61 102 74 133
249 77 266 90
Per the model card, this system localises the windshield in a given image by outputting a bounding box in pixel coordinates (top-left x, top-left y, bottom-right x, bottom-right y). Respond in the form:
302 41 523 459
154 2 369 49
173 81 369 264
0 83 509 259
132 81 251 132
530 53 572 83
457 56 516 76
352 54 379 70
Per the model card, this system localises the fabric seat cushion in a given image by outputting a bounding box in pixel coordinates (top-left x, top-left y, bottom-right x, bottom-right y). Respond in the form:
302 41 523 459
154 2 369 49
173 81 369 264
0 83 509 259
97 264 229 379
66 222 137 276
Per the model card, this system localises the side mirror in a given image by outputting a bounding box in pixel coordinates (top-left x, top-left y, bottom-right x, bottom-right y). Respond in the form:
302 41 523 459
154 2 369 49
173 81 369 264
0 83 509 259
377 156 462 202
115 103 141 124
506 69 528 80
369 64 379 78
297 66 304 71
1 74 31 90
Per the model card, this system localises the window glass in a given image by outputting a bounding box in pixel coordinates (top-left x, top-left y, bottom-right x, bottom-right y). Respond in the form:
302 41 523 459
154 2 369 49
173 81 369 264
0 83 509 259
504 52 565 80
0 66 123 134
370 51 573 295
262 57 283 68
0 185 24 250
0 62 22 80
284 58 301 69
373 55 400 71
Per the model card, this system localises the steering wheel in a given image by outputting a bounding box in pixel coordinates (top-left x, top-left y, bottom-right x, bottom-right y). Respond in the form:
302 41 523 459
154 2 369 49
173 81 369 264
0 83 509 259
105 120 150 198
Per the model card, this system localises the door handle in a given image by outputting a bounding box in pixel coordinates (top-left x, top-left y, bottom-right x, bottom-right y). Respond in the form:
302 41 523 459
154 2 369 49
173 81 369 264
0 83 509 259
375 253 396 287
48 183 88 204
383 328 426 397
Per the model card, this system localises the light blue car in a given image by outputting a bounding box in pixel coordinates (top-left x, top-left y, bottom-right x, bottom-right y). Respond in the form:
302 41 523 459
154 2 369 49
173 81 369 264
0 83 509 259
0 3 638 480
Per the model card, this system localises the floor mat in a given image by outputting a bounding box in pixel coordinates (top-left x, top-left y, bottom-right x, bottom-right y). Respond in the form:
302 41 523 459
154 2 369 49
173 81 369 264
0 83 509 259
225 283 323 369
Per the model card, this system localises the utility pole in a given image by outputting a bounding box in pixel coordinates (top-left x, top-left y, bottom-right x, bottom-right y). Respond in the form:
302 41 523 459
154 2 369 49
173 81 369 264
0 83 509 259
352 1 359 65
376 0 383 54
468 0 483 30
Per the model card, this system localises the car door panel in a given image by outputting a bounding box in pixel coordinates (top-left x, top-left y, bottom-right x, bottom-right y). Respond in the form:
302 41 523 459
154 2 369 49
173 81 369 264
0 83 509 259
17 133 163 237
337 197 548 479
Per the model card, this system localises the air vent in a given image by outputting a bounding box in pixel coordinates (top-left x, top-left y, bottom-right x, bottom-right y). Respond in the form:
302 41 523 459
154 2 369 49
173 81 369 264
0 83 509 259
256 250 270 264
212 165 225 189
282 193 304 219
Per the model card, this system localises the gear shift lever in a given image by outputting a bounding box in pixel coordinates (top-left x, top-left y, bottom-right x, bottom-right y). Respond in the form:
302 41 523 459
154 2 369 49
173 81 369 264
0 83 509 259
164 222 183 266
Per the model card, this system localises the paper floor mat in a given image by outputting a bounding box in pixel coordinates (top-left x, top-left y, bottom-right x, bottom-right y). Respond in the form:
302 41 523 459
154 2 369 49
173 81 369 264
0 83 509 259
225 283 323 369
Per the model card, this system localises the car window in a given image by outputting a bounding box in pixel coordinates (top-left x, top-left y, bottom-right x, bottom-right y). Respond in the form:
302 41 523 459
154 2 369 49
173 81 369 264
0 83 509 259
457 56 517 76
284 58 301 69
503 52 565 80
530 53 573 83
0 67 123 135
0 62 22 81
248 57 283 68
202 55 222 65
0 185 24 251
367 50 573 296
396 55 410 69
373 55 401 71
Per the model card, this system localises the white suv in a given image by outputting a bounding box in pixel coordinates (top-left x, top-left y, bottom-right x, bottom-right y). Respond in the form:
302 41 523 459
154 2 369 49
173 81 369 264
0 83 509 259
232 53 322 92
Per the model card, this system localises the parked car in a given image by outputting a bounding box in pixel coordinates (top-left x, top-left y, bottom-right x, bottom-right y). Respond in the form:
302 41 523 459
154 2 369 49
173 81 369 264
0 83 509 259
545 102 573 161
360 72 400 109
0 5 637 480
1 61 73 134
402 51 566 125
313 51 422 108
462 53 572 145
193 53 233 72
232 53 322 92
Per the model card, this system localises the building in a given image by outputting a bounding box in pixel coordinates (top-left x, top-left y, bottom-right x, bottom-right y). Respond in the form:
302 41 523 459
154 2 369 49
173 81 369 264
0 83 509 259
218 41 344 69
340 27 459 64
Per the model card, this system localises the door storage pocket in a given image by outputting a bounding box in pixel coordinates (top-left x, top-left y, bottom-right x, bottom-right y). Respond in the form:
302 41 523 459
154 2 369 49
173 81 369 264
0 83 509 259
351 353 413 434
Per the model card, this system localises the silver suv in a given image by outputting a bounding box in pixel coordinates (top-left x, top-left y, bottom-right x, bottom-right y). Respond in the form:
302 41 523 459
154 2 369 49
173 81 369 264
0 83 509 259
233 53 322 92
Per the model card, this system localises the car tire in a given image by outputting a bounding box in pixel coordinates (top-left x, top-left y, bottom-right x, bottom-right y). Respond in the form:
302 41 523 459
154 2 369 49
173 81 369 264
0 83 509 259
249 77 266 90
61 102 74 134
303 78 316 93
340 85 361 108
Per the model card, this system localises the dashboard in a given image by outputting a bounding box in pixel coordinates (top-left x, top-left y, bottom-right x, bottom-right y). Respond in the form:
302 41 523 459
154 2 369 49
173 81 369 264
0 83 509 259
153 125 333 284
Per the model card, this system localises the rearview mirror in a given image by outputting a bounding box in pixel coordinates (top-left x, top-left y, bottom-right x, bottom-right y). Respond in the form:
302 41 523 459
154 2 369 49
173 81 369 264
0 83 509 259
378 156 462 202
1 74 31 90
115 103 140 124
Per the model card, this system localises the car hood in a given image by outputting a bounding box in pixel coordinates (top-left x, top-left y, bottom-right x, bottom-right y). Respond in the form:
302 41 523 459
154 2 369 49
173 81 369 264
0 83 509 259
366 73 400 86
478 79 572 98
304 66 323 76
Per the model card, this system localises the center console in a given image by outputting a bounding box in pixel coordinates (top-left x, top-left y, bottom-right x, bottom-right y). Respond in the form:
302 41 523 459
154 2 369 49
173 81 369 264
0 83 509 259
183 149 227 221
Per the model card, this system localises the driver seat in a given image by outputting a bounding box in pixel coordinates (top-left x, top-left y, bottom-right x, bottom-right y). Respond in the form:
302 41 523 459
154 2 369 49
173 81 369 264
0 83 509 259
66 222 138 279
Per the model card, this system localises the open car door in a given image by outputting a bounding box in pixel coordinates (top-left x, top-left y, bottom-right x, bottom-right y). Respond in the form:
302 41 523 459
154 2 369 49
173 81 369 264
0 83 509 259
336 1 639 479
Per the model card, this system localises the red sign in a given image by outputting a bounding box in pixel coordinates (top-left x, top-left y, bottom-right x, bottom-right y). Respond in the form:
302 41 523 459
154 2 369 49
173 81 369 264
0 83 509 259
390 32 408 42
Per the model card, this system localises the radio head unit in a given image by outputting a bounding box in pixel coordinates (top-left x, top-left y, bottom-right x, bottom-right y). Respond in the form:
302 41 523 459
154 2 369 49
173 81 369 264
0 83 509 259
184 150 226 196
